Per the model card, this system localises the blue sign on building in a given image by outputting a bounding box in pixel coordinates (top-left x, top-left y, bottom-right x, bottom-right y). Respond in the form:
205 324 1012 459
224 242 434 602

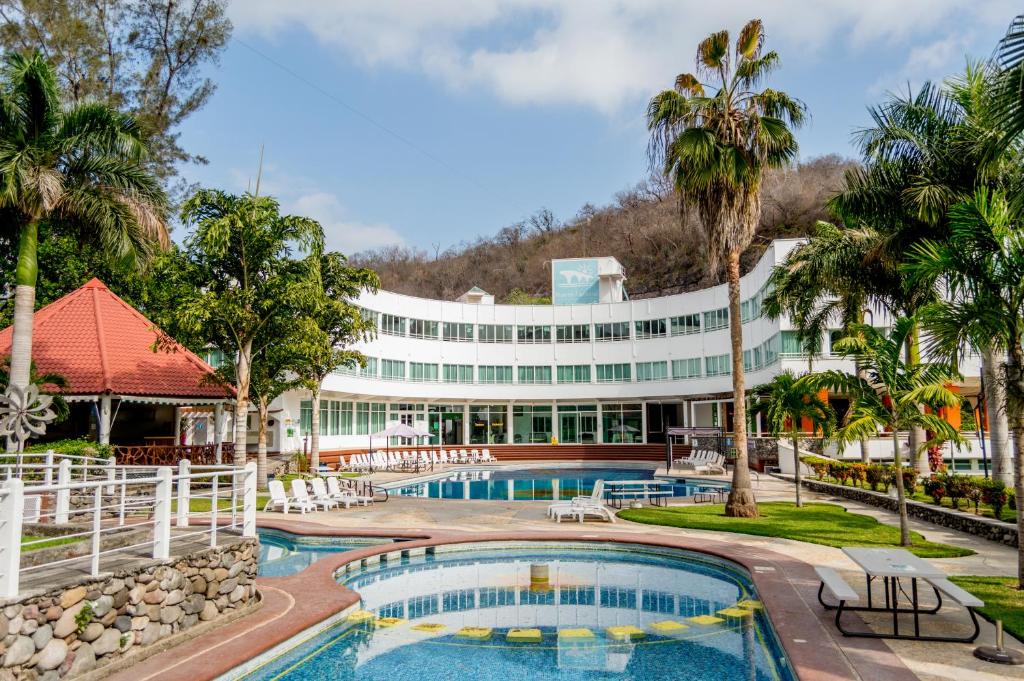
552 259 600 305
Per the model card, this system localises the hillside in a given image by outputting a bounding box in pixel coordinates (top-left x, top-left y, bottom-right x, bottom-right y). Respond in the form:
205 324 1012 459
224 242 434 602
351 155 855 301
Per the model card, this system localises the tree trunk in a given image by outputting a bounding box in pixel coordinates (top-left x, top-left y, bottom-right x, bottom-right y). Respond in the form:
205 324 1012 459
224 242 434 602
310 384 321 471
856 362 871 463
6 222 40 453
256 398 269 490
792 433 802 508
724 251 757 518
891 427 911 547
982 345 1011 484
1006 342 1024 589
232 338 253 467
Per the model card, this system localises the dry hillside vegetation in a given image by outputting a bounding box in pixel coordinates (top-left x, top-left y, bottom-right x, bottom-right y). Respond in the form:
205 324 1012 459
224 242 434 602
352 155 855 301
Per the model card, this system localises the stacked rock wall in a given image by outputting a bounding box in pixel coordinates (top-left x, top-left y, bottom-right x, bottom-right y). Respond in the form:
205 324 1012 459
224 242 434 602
0 538 257 680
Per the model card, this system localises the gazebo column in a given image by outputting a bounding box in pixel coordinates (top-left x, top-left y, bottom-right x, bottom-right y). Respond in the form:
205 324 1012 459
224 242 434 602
214 402 225 464
98 394 112 445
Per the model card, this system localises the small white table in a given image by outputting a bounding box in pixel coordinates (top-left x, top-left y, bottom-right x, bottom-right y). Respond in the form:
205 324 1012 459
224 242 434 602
842 547 944 638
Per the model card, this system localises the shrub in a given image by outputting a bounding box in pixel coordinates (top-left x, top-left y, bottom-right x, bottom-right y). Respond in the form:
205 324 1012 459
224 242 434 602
923 477 946 505
980 479 1009 520
848 463 867 487
865 464 891 492
1010 490 1017 512
829 461 852 486
24 438 112 459
927 446 946 473
943 474 970 510
800 455 830 480
964 481 983 514
901 469 918 495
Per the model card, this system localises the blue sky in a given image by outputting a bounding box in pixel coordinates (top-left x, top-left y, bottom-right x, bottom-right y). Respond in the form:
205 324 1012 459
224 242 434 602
176 1 1019 255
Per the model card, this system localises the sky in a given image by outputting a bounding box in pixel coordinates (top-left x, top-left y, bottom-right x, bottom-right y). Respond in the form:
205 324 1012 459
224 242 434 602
174 1 1020 256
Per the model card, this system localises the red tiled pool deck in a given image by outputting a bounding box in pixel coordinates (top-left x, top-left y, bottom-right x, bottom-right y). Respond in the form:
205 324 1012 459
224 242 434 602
108 519 921 681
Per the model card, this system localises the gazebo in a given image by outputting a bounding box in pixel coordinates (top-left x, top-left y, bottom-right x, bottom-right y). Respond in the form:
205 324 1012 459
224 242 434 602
0 278 234 465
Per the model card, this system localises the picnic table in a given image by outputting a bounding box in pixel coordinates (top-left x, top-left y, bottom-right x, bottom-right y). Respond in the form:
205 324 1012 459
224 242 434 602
603 480 674 508
815 547 982 642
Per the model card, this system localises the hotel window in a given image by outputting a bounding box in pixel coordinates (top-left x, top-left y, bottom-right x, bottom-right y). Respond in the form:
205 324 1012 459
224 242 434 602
670 314 701 336
478 365 513 384
381 313 406 336
557 365 591 383
470 404 507 444
339 401 353 434
356 402 369 434
703 307 729 331
601 403 643 443
596 363 631 383
299 399 312 435
634 318 667 339
512 405 553 444
370 403 386 432
555 324 590 343
203 348 227 368
635 361 668 381
517 365 552 384
705 354 731 377
409 362 438 382
517 325 551 343
762 333 780 366
672 358 702 379
780 330 820 356
357 307 379 328
594 322 630 341
359 357 378 378
443 322 474 342
478 324 513 343
409 318 439 339
442 364 474 383
381 359 405 380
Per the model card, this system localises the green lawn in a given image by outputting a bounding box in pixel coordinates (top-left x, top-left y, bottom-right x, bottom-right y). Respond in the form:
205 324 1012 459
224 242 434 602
173 495 270 513
618 502 974 559
21 535 86 552
949 576 1024 640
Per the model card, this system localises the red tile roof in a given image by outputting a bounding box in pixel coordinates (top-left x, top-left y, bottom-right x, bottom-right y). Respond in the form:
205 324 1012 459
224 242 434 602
0 278 231 400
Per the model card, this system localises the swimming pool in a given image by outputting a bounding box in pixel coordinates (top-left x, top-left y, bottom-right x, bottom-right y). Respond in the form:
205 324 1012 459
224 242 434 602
258 529 396 577
388 467 725 501
241 542 792 680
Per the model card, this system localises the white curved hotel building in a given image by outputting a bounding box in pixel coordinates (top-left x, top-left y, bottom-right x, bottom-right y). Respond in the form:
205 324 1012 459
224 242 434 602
239 239 985 467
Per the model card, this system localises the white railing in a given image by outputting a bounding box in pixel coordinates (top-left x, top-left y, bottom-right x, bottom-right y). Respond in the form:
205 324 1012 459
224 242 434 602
0 453 256 599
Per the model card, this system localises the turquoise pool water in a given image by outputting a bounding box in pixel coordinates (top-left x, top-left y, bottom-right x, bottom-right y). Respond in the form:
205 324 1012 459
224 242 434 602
390 467 726 501
258 529 395 577
242 542 794 680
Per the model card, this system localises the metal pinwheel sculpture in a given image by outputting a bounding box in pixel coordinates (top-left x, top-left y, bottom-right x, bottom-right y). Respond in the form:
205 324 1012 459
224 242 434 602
0 384 57 453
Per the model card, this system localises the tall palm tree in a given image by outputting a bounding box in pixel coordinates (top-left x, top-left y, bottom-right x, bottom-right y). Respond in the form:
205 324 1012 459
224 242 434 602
647 19 805 517
751 370 834 507
905 188 1024 587
801 318 962 545
0 53 167 420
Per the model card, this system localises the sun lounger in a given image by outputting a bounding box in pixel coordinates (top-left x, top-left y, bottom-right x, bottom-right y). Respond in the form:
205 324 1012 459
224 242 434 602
326 476 373 507
547 480 615 523
291 478 330 512
263 479 296 514
308 478 340 510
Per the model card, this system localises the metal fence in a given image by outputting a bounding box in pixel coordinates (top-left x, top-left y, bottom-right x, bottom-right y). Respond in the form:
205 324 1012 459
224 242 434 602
0 452 256 599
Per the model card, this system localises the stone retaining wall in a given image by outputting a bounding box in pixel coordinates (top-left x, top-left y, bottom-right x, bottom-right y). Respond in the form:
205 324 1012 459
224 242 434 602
800 478 1019 547
0 538 258 680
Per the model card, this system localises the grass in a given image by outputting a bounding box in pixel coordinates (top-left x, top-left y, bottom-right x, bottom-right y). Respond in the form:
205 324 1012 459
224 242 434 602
949 576 1024 640
618 502 974 559
21 535 86 552
173 495 270 513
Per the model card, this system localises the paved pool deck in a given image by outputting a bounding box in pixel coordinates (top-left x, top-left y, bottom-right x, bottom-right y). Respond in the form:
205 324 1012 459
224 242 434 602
107 471 1022 681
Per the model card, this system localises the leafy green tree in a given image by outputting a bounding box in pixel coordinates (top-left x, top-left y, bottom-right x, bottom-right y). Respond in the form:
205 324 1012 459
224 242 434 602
0 0 232 185
646 18 805 517
751 370 834 507
801 318 963 545
163 190 323 466
905 188 1024 586
294 252 379 470
0 51 167 435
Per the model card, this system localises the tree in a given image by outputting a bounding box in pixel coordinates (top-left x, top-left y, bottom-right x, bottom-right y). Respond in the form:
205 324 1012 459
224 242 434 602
167 190 323 466
0 51 167 440
646 19 806 517
905 188 1024 587
245 330 304 488
295 252 379 471
801 318 962 545
751 370 834 507
0 0 231 187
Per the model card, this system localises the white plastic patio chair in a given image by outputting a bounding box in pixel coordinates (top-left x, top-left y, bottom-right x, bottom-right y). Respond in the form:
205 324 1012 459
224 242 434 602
286 479 318 514
263 480 293 514
309 478 340 510
458 448 469 463
326 476 373 507
481 448 493 462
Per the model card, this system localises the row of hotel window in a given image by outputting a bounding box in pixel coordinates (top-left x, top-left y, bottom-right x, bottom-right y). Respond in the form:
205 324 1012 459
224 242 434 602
335 333 785 383
299 402 644 444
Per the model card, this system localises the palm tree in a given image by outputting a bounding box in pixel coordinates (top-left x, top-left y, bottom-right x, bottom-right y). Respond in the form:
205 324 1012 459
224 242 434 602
0 53 167 419
905 188 1024 587
751 370 834 507
646 19 805 517
801 317 962 545
0 358 69 423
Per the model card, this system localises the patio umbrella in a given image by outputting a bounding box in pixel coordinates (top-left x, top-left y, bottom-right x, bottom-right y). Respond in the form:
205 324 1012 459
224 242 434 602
369 423 433 454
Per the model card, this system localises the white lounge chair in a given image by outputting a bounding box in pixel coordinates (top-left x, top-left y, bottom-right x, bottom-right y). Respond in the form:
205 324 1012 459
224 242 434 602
458 448 469 464
308 478 340 510
481 448 493 462
547 480 615 523
326 476 373 507
263 480 294 514
291 478 328 512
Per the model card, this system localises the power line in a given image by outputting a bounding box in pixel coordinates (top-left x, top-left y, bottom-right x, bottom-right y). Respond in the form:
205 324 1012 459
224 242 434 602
233 37 526 214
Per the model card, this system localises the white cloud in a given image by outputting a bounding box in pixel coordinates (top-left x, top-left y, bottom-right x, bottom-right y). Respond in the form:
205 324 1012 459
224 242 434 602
230 0 1013 114
288 191 405 255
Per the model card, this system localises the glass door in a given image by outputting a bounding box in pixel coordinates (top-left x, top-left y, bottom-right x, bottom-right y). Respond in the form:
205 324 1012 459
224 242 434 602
560 412 579 443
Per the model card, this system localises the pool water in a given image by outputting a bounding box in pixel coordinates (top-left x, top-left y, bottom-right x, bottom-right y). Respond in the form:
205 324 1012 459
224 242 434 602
242 542 794 681
258 529 395 577
390 467 724 501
